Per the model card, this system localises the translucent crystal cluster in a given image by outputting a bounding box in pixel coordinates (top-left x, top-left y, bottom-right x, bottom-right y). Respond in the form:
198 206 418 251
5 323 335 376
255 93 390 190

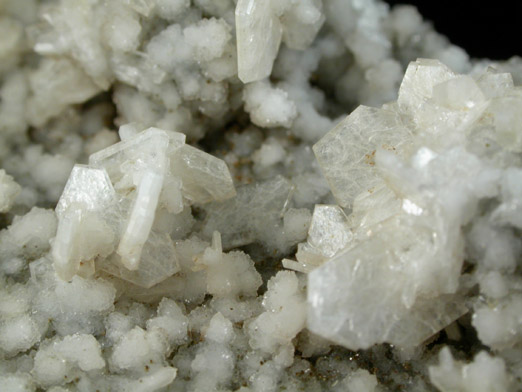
53 126 235 288
304 59 522 351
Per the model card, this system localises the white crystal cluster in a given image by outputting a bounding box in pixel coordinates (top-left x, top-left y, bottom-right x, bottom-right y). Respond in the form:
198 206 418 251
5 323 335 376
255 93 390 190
53 125 235 288
1 0 522 391
305 57 522 351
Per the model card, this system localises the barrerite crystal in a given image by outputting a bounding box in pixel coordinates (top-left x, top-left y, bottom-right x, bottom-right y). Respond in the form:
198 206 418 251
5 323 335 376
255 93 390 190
53 126 236 287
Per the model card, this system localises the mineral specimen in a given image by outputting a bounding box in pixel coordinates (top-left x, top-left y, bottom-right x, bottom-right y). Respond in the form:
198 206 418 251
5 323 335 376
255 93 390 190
0 0 521 391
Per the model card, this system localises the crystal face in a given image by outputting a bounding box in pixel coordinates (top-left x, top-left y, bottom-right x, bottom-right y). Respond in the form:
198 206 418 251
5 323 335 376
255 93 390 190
88 127 173 190
55 165 116 217
283 204 352 273
397 59 457 117
202 176 293 249
235 0 324 83
116 169 164 270
313 105 412 208
307 212 467 349
170 145 236 204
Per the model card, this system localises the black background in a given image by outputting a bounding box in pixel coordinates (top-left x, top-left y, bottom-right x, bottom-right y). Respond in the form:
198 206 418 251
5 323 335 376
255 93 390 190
384 1 522 60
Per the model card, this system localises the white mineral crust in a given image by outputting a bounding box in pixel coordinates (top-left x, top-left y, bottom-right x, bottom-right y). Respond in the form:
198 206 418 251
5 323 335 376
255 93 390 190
429 347 512 392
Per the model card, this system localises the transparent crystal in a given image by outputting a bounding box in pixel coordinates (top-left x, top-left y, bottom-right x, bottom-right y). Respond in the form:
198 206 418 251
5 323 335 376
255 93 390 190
56 165 116 217
307 205 352 257
110 52 167 94
117 170 164 270
89 128 173 271
53 126 236 287
412 75 488 145
489 94 522 152
160 176 184 214
476 69 514 99
347 184 402 241
89 127 174 191
170 144 236 204
53 206 83 281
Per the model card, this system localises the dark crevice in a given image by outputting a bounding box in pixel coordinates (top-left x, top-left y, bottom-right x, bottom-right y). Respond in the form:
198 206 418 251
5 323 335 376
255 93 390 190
385 0 522 60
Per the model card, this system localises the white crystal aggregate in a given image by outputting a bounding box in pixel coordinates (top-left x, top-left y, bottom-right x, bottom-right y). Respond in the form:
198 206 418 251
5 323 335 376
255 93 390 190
0 169 21 213
0 0 521 391
52 126 236 288
429 347 513 392
306 58 522 352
